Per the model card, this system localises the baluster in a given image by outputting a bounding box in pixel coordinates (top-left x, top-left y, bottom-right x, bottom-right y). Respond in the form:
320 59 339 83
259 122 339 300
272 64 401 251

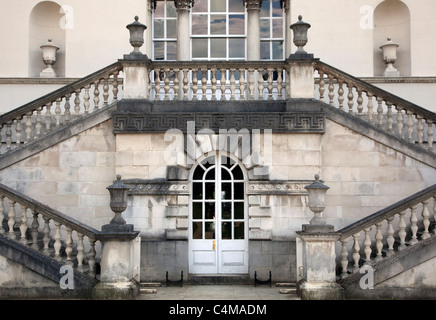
267 68 273 100
45 102 52 131
35 106 43 139
153 69 161 100
15 117 22 149
5 121 12 151
340 238 349 279
93 80 100 111
376 97 384 128
220 68 226 100
347 84 354 113
24 111 32 144
352 232 360 273
88 238 97 276
386 216 395 256
258 69 265 100
65 226 73 264
276 68 283 100
433 196 436 234
74 89 81 117
367 93 374 123
31 211 39 250
164 68 171 101
406 110 414 142
386 102 393 133
421 199 430 240
42 217 51 254
19 204 28 245
318 71 325 100
211 68 217 101
53 221 62 260
398 210 407 250
0 196 4 234
363 227 372 264
396 106 404 138
83 84 91 114
409 205 419 245
357 89 363 116
337 80 344 112
427 119 434 151
229 68 236 100
76 233 85 271
173 68 180 101
239 68 246 100
7 200 16 239
248 68 255 100
375 221 384 262
64 93 71 125
112 72 119 101
182 68 189 101
103 76 109 106
54 97 62 127
417 115 424 145
201 67 208 100
328 75 334 105
192 68 198 101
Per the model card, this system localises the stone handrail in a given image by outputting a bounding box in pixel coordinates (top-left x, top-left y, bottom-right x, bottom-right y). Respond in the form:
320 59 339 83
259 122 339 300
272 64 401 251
0 182 103 278
0 62 123 155
149 60 288 101
314 60 436 152
336 184 436 279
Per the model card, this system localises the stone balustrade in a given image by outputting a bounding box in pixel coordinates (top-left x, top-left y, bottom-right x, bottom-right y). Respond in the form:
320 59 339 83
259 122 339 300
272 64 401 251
0 62 123 155
315 61 436 153
150 60 288 101
336 184 436 279
0 182 102 278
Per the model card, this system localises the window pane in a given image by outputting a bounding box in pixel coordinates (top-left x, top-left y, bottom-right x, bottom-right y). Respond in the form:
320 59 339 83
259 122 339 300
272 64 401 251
229 0 245 12
193 202 203 219
167 19 177 38
206 182 215 199
260 0 270 17
222 202 232 219
211 0 226 12
192 222 202 239
193 0 208 12
205 222 215 239
234 183 244 199
272 0 283 17
155 3 164 17
192 14 208 35
234 202 244 219
260 19 270 38
229 15 245 35
167 41 177 60
205 168 215 180
205 202 215 219
154 19 164 38
192 38 208 58
221 183 232 199
229 38 245 58
261 41 270 59
153 42 164 60
193 182 203 199
210 14 226 35
234 222 244 239
193 166 205 180
222 222 232 239
272 41 283 60
232 166 244 180
272 19 283 38
211 38 226 58
167 1 177 17
221 167 231 180
221 156 235 168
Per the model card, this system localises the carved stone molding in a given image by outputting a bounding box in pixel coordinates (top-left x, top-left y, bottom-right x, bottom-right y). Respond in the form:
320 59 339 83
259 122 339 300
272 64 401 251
244 0 263 10
125 179 190 195
113 112 325 134
247 181 312 195
174 0 194 10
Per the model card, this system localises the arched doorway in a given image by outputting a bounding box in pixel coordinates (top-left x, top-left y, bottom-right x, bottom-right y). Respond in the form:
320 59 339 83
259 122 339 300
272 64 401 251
189 152 248 274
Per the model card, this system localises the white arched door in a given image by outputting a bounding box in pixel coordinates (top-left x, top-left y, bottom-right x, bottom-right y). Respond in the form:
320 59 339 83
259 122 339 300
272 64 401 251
189 153 248 274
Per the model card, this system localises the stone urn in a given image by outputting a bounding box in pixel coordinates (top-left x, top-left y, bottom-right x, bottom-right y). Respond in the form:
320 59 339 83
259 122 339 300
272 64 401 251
290 15 311 55
380 37 400 77
40 39 59 78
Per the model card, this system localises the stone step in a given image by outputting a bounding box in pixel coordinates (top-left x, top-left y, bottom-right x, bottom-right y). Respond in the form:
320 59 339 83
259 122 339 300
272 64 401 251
188 274 251 285
140 282 161 287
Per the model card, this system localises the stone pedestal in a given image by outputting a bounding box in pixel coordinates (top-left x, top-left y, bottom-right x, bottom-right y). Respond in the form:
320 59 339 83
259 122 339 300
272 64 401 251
296 227 344 300
120 55 151 100
289 58 317 99
92 234 141 299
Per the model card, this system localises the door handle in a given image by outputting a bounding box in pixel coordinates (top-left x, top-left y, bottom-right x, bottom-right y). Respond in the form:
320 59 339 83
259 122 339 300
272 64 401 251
212 240 216 251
